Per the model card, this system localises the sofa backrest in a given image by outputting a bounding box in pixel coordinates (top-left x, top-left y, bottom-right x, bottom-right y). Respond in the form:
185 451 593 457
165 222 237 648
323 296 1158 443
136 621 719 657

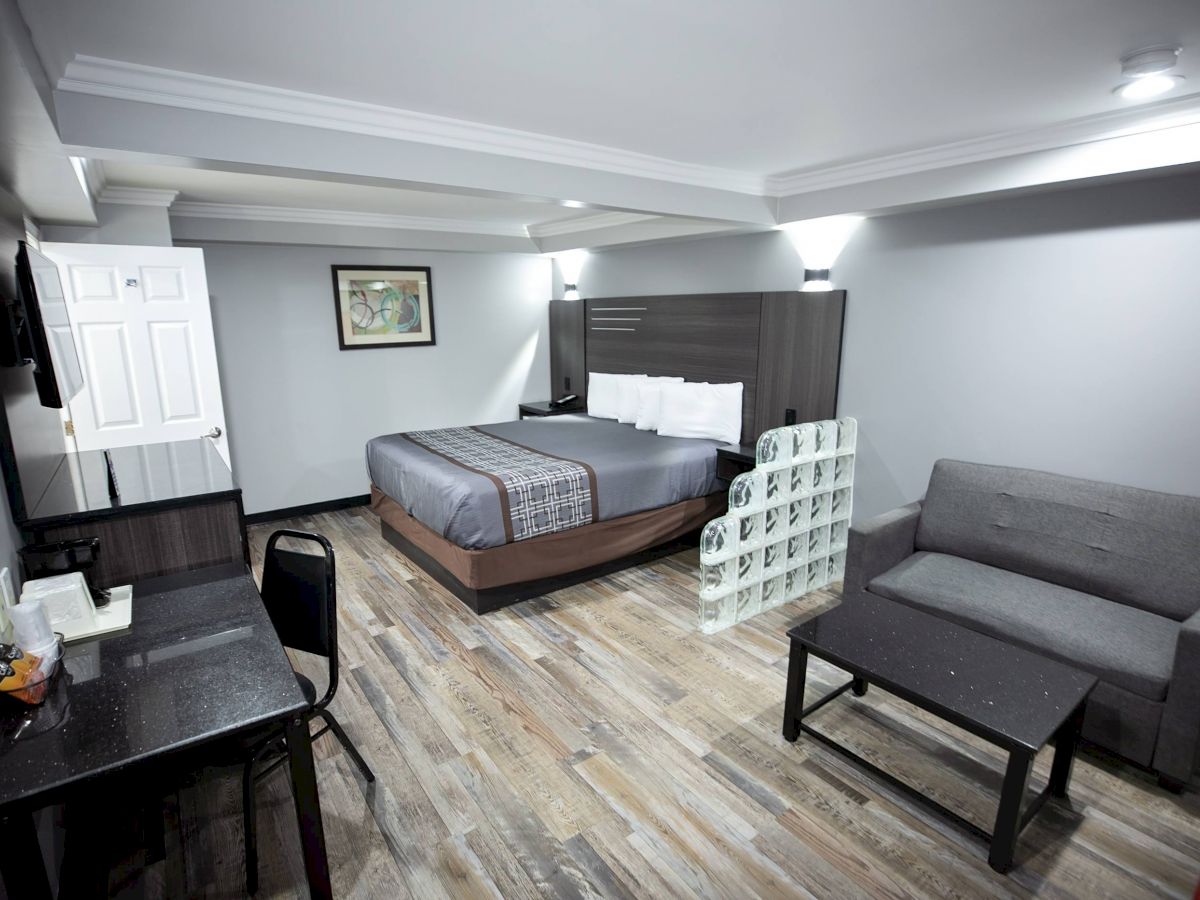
915 459 1200 622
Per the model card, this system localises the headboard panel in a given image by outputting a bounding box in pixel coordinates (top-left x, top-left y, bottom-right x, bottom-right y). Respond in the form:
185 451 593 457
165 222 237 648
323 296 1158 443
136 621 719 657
584 293 762 444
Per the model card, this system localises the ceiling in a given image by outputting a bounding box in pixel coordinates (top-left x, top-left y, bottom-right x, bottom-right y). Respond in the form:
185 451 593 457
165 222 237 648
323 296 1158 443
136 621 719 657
19 0 1200 176
99 162 592 227
7 0 1200 245
0 0 94 222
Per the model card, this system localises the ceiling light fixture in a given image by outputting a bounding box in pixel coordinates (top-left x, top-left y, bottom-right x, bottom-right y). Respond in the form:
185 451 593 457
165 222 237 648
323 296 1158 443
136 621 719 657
777 215 864 291
1114 46 1184 101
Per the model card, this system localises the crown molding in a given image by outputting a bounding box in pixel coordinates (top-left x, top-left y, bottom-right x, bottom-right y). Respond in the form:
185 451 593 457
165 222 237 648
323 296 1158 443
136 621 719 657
59 55 765 196
168 200 530 236
75 157 106 200
527 211 658 238
98 185 179 207
766 91 1200 197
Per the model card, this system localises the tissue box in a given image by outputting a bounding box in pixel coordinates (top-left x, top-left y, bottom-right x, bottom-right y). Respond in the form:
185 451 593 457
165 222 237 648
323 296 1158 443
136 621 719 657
20 572 95 632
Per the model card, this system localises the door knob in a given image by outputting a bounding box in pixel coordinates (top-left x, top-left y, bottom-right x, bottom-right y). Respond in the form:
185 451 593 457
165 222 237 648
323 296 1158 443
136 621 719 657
204 426 223 439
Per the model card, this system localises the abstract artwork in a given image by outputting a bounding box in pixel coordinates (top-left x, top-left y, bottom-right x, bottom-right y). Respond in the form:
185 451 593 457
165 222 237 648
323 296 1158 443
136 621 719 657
698 418 857 633
330 265 436 349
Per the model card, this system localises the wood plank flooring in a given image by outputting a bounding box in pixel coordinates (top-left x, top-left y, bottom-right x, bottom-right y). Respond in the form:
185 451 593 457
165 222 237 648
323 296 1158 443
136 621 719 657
150 505 1199 898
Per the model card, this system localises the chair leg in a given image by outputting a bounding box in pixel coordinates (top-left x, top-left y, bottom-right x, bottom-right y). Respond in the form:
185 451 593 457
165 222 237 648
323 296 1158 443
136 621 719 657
319 710 376 783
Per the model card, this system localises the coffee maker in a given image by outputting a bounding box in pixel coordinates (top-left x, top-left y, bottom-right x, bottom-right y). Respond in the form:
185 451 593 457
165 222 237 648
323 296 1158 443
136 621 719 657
19 537 111 608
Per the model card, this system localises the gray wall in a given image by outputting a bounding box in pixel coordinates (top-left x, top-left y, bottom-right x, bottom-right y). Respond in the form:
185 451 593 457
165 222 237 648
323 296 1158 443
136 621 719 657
41 201 173 246
0 186 62 588
196 243 551 513
578 170 1200 521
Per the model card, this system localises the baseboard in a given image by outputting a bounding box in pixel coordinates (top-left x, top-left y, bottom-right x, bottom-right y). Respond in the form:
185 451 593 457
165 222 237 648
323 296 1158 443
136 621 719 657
244 494 371 525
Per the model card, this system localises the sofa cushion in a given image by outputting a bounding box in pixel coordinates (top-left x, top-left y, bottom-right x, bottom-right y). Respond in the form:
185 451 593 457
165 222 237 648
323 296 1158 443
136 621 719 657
868 552 1179 701
915 459 1200 622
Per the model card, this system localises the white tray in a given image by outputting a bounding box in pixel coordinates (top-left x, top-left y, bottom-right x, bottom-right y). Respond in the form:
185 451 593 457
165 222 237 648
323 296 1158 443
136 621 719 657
61 585 132 643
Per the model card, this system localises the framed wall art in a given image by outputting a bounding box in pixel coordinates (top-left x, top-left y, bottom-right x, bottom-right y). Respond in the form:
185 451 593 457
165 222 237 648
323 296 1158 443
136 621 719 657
330 265 436 350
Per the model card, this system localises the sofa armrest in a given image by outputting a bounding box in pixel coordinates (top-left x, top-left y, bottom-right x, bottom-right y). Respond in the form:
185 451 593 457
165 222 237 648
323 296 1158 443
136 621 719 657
843 501 922 597
1152 608 1200 783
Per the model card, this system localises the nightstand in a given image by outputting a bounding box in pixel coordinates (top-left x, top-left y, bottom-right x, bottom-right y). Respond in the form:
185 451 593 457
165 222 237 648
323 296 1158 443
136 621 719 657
518 401 585 419
716 444 757 481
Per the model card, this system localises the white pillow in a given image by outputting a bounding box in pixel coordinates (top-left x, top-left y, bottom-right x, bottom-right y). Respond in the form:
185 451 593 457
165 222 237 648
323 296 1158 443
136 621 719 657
633 379 678 431
618 376 681 424
657 382 744 446
587 372 643 419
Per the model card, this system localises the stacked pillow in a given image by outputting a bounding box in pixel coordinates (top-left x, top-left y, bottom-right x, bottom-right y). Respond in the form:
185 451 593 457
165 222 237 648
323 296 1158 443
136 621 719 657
619 376 681 424
586 371 742 445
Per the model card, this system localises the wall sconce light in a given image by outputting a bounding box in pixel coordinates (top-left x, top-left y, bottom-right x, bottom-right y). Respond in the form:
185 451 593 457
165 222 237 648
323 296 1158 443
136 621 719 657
548 248 589 300
778 215 864 291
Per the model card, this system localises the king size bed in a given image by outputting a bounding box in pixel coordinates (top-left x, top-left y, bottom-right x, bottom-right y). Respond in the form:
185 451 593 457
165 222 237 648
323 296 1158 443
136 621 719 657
367 289 847 613
367 414 728 611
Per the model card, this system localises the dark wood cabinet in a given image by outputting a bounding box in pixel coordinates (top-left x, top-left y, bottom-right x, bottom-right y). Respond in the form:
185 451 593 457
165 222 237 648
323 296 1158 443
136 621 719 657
548 299 586 403
19 439 248 589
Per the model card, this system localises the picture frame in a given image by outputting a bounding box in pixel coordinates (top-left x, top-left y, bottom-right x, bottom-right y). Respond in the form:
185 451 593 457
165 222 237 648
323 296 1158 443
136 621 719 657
330 265 436 350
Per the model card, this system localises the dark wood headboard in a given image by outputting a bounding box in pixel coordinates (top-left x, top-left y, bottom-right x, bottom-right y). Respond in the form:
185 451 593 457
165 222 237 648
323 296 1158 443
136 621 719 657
550 290 846 445
585 293 762 443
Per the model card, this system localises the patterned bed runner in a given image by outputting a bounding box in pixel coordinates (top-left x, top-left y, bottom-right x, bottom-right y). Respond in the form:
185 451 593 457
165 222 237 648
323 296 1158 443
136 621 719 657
403 427 599 543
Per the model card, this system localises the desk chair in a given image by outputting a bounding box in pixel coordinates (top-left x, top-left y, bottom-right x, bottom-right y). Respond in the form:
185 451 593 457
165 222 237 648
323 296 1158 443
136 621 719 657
244 529 375 895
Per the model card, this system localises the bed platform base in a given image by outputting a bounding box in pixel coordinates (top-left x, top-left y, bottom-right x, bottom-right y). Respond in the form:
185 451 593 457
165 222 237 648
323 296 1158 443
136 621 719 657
382 521 700 614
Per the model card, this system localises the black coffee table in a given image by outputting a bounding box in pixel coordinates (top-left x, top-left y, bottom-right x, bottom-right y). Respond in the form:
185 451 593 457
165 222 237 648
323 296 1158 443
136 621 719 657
782 594 1096 873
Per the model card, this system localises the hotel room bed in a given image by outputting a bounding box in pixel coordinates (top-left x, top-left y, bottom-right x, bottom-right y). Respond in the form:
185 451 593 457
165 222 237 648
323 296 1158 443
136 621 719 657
366 414 728 608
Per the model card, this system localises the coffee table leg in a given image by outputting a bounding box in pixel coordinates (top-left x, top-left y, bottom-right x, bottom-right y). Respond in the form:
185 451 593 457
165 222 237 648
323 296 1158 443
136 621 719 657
851 675 869 697
1049 702 1085 798
989 749 1033 873
782 643 808 742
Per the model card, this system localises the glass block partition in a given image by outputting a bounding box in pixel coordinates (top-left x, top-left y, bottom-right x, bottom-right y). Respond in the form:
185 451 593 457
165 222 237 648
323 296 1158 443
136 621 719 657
698 417 856 634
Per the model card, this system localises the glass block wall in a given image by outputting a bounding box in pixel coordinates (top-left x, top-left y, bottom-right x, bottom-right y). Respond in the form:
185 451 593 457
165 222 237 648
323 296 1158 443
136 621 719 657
698 418 856 634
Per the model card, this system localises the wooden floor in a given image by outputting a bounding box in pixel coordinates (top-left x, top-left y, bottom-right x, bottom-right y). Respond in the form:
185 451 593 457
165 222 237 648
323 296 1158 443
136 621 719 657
147 505 1199 898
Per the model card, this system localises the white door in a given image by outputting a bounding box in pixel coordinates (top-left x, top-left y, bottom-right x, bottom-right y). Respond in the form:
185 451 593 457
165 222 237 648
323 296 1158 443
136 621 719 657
41 243 231 468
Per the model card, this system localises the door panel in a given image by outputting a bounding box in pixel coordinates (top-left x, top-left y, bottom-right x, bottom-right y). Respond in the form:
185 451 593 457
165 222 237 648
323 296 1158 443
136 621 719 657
42 243 231 468
78 322 141 429
148 322 202 422
69 265 121 302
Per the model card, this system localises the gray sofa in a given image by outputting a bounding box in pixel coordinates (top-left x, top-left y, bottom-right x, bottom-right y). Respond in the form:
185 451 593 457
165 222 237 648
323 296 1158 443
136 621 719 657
845 459 1200 787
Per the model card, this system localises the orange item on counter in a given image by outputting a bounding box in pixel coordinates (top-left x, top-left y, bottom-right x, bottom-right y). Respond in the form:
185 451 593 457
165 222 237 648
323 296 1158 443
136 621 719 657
0 644 47 705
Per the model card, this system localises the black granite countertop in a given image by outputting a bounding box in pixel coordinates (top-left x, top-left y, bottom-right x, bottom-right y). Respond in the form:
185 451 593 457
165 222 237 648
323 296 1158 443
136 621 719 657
22 439 238 527
789 594 1097 752
0 564 307 809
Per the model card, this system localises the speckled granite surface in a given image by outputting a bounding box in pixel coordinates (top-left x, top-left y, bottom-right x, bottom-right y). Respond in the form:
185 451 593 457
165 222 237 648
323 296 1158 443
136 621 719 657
0 564 306 807
789 593 1096 751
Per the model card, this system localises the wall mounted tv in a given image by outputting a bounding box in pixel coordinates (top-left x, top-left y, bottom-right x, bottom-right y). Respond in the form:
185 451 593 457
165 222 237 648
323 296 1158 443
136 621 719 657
0 241 85 409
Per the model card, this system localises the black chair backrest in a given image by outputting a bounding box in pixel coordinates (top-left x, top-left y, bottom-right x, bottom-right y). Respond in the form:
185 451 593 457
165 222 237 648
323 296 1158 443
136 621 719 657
260 530 338 706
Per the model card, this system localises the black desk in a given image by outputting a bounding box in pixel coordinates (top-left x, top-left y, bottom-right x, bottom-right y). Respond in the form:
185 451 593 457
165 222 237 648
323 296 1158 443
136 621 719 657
0 564 331 898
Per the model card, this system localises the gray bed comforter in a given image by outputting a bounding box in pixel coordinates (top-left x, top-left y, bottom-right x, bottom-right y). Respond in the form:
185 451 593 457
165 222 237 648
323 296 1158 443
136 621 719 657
366 414 723 550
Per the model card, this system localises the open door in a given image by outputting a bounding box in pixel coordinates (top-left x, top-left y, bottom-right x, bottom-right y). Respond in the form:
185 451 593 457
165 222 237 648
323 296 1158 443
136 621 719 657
41 243 231 469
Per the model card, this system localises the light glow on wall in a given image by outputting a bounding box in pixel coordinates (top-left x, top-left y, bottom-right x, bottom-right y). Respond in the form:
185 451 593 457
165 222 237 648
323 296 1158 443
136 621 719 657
778 215 864 290
547 248 589 300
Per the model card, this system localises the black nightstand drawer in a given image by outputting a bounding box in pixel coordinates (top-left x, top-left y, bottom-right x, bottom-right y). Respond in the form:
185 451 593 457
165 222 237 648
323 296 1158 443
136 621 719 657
715 444 757 481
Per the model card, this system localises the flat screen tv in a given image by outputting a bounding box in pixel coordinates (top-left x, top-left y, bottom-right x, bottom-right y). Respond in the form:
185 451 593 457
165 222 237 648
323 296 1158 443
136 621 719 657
9 241 84 408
